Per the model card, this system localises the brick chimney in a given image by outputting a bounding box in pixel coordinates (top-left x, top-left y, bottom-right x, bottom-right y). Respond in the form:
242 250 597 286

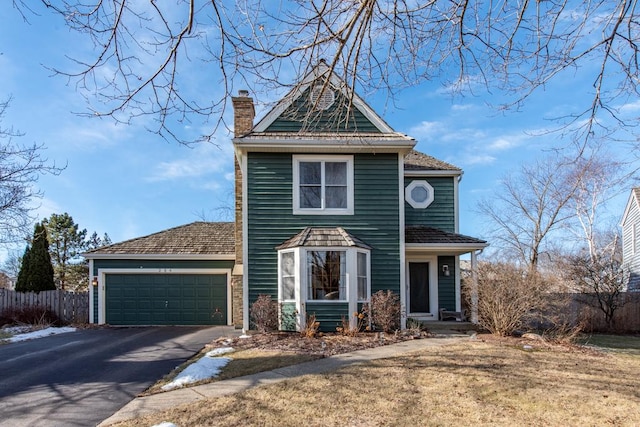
232 89 255 137
231 90 254 328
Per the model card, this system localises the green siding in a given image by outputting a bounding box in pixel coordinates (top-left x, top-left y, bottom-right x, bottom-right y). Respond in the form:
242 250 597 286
306 302 349 332
437 256 456 310
265 86 381 133
404 177 455 232
246 152 401 313
280 302 297 331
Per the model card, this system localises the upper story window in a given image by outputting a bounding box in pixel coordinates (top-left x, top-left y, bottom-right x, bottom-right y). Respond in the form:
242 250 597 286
405 180 434 209
293 155 354 215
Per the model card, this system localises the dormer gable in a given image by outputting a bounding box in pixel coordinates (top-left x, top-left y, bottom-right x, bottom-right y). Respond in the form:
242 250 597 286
234 62 415 154
253 61 394 134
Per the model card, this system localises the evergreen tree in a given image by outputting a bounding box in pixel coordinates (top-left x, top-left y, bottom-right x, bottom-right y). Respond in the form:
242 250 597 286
15 223 55 292
14 245 32 292
44 213 87 290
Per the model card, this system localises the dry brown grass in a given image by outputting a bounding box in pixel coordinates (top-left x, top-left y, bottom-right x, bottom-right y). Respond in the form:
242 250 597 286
115 338 640 427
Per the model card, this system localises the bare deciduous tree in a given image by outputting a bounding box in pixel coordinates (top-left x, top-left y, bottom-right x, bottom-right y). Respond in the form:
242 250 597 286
564 235 628 330
0 97 64 245
464 262 549 336
477 154 582 271
11 1 639 144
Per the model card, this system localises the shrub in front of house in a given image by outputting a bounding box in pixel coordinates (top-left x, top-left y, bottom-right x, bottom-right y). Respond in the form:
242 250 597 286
249 294 278 333
464 262 548 337
364 290 401 333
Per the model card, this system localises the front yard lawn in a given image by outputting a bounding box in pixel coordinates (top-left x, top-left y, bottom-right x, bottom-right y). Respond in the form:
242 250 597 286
579 333 640 356
115 337 640 426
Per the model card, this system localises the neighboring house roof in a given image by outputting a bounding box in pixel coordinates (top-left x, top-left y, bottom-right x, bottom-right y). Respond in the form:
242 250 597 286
404 150 461 172
83 222 235 258
405 226 487 249
276 227 372 250
621 187 640 227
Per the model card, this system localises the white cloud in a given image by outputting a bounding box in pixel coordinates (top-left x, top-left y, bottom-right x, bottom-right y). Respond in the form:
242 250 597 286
408 121 444 140
451 104 473 112
619 99 640 114
146 143 233 183
485 133 530 151
460 154 496 166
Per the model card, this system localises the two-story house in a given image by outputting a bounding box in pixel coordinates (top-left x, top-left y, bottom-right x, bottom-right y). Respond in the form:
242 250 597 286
232 63 487 331
84 63 486 329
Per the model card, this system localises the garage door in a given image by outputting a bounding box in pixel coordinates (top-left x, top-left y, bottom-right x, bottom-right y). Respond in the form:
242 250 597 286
105 273 227 325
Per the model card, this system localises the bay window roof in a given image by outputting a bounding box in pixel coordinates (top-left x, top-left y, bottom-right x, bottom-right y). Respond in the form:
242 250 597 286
276 227 372 250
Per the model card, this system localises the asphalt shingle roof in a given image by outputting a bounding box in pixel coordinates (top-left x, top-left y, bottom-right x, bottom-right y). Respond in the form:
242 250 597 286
84 222 235 256
404 150 461 171
405 226 487 245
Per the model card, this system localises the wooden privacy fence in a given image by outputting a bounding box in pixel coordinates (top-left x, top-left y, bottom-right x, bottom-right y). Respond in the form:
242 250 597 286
574 292 640 333
0 289 89 324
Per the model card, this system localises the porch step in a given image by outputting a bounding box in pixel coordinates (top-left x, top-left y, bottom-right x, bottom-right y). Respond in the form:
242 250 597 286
415 320 478 336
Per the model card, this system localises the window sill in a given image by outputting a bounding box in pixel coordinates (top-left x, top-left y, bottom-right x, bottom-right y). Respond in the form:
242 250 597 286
293 208 354 215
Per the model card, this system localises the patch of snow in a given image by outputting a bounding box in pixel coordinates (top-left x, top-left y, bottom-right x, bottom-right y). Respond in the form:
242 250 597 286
161 347 234 391
7 327 77 343
152 423 177 427
239 334 252 339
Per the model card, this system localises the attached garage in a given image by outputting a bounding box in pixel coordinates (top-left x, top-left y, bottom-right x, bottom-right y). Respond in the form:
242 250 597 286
83 222 236 326
105 272 228 325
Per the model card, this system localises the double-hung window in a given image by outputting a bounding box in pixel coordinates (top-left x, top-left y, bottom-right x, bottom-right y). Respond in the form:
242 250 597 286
293 155 354 215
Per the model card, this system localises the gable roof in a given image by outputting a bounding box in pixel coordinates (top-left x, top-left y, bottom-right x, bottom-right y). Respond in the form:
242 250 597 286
83 222 235 259
276 227 372 250
254 61 394 134
235 62 415 153
404 150 461 173
621 187 640 227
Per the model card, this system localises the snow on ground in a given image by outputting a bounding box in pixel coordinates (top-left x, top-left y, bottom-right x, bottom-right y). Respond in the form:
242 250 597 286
4 326 77 343
161 347 235 391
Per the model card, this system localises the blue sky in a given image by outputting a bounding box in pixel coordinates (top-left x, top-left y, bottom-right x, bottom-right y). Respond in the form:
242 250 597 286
0 3 635 262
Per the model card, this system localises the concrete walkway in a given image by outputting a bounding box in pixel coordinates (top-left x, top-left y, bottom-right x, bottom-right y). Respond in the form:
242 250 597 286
99 333 471 426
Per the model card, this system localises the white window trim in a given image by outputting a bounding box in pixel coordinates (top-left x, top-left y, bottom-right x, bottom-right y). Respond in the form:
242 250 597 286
293 155 354 215
356 249 371 303
278 250 297 302
405 180 434 209
305 248 349 302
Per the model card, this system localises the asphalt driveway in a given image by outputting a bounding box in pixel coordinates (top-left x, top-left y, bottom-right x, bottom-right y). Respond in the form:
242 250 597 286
0 326 238 427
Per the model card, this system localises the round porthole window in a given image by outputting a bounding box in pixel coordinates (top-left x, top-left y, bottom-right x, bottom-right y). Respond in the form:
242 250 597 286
405 180 434 209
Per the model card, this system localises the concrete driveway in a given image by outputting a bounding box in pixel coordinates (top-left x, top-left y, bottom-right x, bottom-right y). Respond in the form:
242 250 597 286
0 326 238 427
